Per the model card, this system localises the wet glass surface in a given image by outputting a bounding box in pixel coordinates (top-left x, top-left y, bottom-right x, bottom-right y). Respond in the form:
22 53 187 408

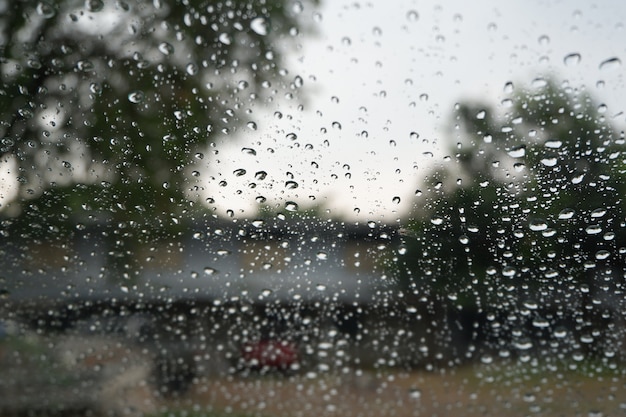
1 0 625 415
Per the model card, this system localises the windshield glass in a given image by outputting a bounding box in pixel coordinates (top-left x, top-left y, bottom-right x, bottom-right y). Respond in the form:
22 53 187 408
1 0 624 415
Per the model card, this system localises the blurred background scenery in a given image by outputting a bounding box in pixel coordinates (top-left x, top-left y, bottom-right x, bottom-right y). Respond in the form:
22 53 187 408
0 0 625 416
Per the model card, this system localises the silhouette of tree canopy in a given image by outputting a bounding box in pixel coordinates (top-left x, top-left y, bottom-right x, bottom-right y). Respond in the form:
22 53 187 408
0 0 312 278
396 79 625 309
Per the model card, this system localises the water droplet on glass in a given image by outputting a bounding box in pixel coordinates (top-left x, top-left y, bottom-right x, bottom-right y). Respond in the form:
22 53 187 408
595 250 610 260
585 225 602 235
285 201 298 212
475 110 486 120
529 219 548 231
502 266 517 277
540 157 558 167
255 171 267 180
218 33 232 45
242 147 256 155
507 145 526 158
406 10 419 22
128 90 145 103
392 196 401 204
158 42 175 55
599 57 621 71
571 172 585 184
563 52 581 66
186 62 198 75
36 1 56 18
76 60 94 71
544 139 563 149
558 208 575 220
246 122 257 131
409 388 422 399
430 216 443 226
250 17 269 36
316 251 328 260
285 180 298 189
590 208 607 218
85 0 104 12
233 168 246 177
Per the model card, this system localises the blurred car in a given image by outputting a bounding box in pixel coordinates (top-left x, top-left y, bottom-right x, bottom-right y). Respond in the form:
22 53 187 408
239 339 299 372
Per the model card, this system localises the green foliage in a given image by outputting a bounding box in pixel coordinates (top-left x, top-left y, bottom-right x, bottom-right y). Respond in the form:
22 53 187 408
0 0 311 278
398 79 625 307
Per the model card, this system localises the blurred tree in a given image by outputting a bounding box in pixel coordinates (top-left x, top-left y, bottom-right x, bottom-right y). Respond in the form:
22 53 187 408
0 0 311 279
397 79 625 312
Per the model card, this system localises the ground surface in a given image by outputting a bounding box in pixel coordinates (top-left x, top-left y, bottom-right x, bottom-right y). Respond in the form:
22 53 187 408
156 363 626 417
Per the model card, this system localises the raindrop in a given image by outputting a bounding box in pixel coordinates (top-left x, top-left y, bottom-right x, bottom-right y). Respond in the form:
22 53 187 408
430 216 443 226
316 284 327 291
285 201 298 212
590 208 607 218
502 266 517 277
186 63 198 75
85 0 104 12
571 172 586 184
596 250 611 261
409 388 422 399
316 252 328 260
218 33 232 45
544 139 563 149
255 171 268 180
406 10 419 22
475 110 486 120
285 180 299 189
585 225 602 235
507 145 526 158
563 52 581 66
36 1 56 18
76 60 94 71
252 219 265 228
529 219 548 231
540 157 558 167
392 196 401 204
246 122 257 131
128 90 145 104
599 57 621 71
242 147 257 155
255 196 266 203
250 17 269 36
158 42 175 55
558 208 575 220
233 168 246 177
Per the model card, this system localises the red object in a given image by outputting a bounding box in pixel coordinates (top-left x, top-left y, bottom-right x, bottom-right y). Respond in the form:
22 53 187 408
240 340 299 370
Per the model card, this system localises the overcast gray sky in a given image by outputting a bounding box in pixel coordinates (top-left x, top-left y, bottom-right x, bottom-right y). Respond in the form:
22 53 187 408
204 0 626 222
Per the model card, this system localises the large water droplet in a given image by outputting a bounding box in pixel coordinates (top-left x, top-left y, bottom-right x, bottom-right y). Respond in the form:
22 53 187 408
544 139 563 149
158 42 175 55
218 33 232 45
529 219 548 231
285 201 298 212
563 52 581 66
85 0 104 12
250 17 269 36
128 90 145 103
599 57 621 71
507 145 526 158
406 10 419 22
585 225 602 235
558 208 575 220
36 1 56 18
